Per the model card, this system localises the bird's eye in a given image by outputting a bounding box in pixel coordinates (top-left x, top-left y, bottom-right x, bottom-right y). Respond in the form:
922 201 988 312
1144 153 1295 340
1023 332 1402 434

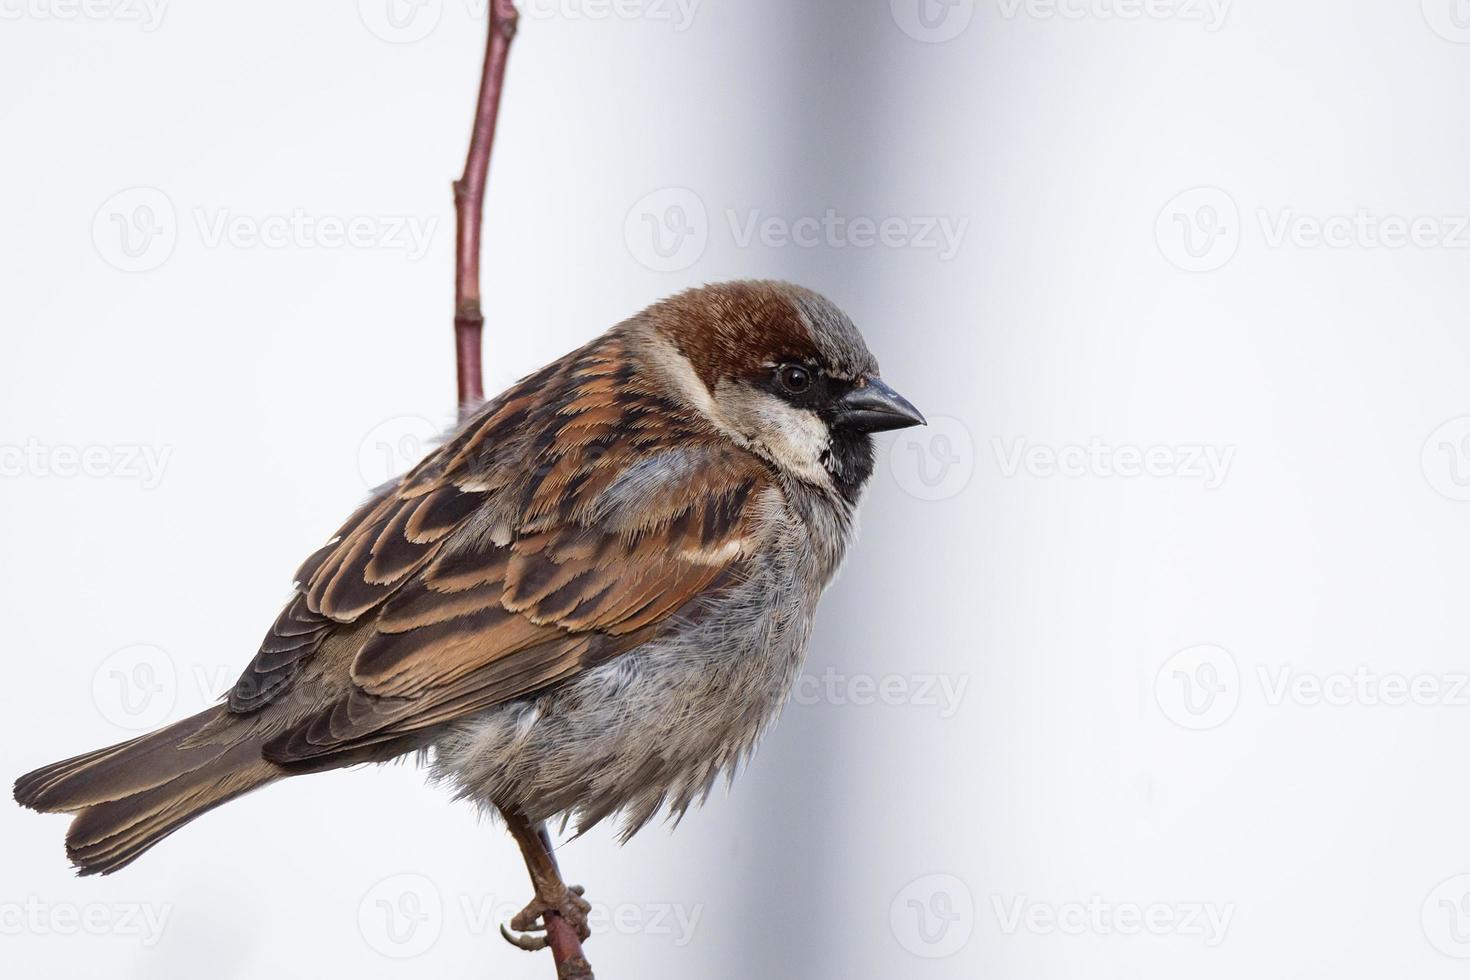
778 364 813 394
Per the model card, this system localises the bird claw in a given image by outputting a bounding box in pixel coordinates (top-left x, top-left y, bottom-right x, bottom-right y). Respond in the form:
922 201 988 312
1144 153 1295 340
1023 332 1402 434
499 884 592 951
499 923 550 951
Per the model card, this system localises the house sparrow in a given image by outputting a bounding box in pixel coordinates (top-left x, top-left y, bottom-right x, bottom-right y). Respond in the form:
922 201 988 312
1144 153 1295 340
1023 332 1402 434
14 279 923 942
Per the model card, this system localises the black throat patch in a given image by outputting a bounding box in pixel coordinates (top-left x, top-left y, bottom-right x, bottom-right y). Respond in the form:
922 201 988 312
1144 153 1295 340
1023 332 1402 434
822 429 876 505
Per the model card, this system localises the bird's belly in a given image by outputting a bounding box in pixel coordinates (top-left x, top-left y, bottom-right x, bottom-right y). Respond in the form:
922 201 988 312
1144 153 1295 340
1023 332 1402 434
428 580 815 837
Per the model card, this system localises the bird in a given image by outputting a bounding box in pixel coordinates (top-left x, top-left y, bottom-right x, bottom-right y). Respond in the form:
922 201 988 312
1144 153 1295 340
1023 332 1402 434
14 279 924 947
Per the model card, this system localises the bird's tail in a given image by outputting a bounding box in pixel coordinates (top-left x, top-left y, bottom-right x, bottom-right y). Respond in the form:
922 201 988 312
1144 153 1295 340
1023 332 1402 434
13 706 280 876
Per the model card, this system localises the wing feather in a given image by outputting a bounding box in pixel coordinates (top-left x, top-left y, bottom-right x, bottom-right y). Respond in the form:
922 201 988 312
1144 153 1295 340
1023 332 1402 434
230 331 779 767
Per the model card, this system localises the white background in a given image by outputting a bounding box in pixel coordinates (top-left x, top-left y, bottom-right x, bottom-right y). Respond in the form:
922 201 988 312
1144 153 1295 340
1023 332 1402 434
5 1 1470 977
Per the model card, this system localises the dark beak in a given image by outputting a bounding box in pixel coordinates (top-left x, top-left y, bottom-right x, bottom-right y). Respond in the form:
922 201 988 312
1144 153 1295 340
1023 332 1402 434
835 377 926 433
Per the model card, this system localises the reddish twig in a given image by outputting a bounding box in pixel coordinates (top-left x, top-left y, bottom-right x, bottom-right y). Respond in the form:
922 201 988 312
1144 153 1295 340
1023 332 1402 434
449 5 593 976
453 0 519 415
500 808 595 979
535 824 595 979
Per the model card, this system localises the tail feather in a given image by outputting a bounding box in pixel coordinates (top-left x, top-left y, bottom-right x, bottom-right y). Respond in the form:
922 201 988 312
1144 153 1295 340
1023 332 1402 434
65 740 277 876
14 706 282 875
15 708 235 813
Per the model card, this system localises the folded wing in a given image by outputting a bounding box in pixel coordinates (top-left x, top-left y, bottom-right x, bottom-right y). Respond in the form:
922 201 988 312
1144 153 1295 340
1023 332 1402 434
225 333 775 767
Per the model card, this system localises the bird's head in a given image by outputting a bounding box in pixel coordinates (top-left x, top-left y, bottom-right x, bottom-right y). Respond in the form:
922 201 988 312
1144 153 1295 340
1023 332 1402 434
636 280 925 503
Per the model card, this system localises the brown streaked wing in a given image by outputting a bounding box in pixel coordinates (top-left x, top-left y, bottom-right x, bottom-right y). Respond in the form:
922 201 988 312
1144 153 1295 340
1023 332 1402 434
224 352 573 715
260 449 774 766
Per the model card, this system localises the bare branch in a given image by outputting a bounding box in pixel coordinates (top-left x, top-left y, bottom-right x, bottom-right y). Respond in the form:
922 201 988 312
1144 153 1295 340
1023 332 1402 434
448 6 596 976
453 0 519 416
500 808 596 979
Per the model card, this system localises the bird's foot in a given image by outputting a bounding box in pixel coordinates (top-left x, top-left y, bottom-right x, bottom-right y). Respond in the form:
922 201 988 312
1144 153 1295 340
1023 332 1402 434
499 884 592 951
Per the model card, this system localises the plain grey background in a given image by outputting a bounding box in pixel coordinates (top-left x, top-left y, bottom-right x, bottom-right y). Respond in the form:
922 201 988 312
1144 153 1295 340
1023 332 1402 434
6 1 1470 977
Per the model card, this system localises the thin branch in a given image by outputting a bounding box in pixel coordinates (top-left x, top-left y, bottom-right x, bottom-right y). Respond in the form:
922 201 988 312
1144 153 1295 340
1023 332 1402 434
448 6 593 976
535 823 595 979
453 0 519 416
500 807 596 979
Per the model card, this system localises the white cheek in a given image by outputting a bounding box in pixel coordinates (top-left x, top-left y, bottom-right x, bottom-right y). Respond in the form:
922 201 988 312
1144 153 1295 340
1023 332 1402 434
729 387 834 487
650 352 835 488
758 402 829 470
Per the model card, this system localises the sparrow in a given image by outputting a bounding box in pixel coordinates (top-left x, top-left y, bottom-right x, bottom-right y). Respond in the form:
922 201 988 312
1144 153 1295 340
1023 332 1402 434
14 279 923 945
